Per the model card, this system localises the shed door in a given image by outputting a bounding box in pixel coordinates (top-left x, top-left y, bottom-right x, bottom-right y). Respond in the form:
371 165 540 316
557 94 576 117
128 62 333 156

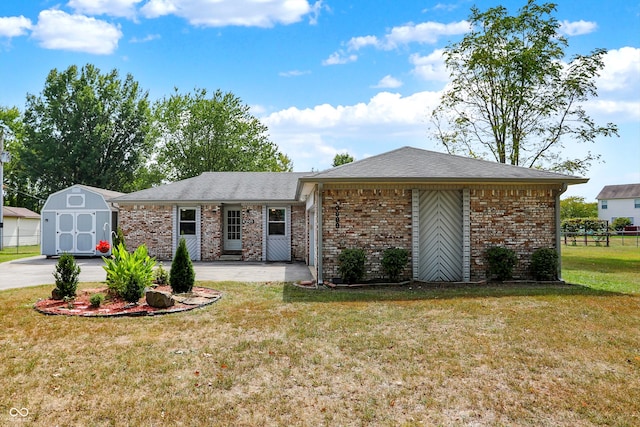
224 206 242 252
266 207 290 261
56 211 96 254
418 190 463 281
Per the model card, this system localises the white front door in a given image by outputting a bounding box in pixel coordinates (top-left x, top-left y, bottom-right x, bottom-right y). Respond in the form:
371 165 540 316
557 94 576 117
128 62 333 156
56 211 96 254
224 206 242 251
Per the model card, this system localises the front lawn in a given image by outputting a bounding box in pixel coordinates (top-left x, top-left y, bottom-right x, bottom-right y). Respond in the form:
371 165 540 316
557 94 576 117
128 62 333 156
0 245 40 263
1 280 638 426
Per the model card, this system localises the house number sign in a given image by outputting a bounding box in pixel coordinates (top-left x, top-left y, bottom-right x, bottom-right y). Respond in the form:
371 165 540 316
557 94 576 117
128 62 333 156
335 204 340 229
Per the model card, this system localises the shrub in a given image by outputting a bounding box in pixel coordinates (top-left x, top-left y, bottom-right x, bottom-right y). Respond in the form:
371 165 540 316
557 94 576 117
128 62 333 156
338 248 366 284
154 263 169 285
170 238 195 294
89 293 105 308
485 246 517 281
381 247 409 282
612 217 632 232
103 243 156 301
531 248 558 281
53 253 80 299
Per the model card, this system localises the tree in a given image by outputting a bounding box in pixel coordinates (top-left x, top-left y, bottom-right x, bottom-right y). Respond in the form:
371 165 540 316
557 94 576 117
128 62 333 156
332 152 354 167
21 64 152 200
152 88 292 181
431 0 617 175
560 196 597 220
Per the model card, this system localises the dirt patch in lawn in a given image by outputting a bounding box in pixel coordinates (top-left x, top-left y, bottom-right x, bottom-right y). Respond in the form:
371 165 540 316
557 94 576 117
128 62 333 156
34 286 222 317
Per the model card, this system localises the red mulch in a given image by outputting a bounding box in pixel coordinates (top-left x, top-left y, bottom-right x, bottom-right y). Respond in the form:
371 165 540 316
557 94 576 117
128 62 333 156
34 286 221 317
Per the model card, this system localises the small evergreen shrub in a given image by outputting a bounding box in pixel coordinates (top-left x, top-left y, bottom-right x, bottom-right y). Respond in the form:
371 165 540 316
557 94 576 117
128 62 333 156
381 247 409 282
53 253 80 299
531 248 558 281
154 263 169 285
89 293 105 308
485 246 517 281
102 243 155 300
170 238 195 294
338 248 366 284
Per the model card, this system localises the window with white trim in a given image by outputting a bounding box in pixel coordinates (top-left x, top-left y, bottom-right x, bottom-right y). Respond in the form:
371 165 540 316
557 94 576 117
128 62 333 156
601 200 608 210
268 208 286 235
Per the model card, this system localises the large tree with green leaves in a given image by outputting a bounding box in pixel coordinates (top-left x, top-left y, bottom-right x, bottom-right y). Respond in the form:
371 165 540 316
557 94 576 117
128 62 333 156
21 64 152 199
332 152 355 167
431 0 617 175
152 88 292 181
560 196 597 220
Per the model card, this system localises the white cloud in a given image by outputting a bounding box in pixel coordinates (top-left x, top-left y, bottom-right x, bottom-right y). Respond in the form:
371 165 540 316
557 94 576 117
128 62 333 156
372 75 403 89
322 51 357 65
346 35 379 51
595 47 640 93
67 0 143 19
559 19 597 36
141 0 316 28
410 49 449 82
263 91 442 170
279 70 311 77
31 9 122 54
0 16 32 38
383 20 470 49
130 34 161 43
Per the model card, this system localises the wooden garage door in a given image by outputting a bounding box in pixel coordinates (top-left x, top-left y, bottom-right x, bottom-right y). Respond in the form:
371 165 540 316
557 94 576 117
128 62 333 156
418 190 463 281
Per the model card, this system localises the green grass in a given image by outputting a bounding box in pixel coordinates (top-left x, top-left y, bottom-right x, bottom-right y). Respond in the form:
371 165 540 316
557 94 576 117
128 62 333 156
561 242 640 294
0 245 40 263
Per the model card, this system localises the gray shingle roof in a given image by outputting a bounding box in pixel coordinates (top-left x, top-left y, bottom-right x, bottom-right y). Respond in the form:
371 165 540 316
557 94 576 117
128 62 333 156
111 172 309 203
301 146 588 183
596 183 640 200
3 206 40 219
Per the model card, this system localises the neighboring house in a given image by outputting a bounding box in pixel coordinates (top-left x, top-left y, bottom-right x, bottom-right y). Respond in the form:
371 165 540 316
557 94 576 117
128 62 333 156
2 206 41 247
112 146 587 282
41 185 123 257
596 183 640 226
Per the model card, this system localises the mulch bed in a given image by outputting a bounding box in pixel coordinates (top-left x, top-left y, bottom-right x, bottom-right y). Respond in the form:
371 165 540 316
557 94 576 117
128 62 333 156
34 286 222 317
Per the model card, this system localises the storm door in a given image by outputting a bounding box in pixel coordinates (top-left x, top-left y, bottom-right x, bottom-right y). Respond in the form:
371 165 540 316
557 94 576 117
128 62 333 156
224 206 242 252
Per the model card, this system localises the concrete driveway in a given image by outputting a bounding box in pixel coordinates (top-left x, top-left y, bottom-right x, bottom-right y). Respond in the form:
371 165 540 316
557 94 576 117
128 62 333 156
0 256 314 291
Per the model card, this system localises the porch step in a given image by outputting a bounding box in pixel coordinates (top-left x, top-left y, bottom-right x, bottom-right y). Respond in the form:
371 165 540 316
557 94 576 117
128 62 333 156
219 254 242 261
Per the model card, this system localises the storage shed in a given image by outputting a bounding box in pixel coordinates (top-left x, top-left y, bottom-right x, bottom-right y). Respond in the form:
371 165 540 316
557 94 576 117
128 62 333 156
41 185 123 257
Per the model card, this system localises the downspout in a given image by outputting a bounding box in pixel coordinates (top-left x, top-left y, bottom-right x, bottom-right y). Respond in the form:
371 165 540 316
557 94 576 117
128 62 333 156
317 183 324 284
556 183 568 281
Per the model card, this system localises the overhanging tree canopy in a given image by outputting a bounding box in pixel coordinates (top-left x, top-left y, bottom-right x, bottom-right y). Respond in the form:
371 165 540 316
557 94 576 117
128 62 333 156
21 64 152 198
152 88 292 181
431 0 618 175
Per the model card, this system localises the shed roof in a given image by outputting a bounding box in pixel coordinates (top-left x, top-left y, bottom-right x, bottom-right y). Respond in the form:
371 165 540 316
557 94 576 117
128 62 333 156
74 184 125 200
111 172 310 203
302 146 588 183
596 183 640 200
3 206 40 219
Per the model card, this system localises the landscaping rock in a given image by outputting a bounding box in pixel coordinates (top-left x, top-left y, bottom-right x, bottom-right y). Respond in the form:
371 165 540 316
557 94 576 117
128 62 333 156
51 288 62 300
145 289 175 309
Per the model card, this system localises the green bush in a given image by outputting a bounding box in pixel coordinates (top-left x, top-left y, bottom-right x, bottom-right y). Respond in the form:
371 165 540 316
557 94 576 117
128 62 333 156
154 262 169 285
53 253 80 299
89 293 105 308
338 248 366 284
531 248 558 281
381 247 409 282
170 238 195 293
103 243 156 301
612 217 632 232
485 246 517 281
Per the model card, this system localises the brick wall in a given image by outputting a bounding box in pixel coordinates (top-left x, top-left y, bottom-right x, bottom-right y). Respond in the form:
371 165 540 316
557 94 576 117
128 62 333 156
318 184 560 282
469 186 558 280
321 187 413 281
291 204 306 261
118 204 174 260
242 205 263 261
201 204 222 260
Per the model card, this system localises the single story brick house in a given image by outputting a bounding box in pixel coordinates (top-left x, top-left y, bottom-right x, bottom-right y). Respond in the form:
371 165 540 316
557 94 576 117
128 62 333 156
111 146 587 283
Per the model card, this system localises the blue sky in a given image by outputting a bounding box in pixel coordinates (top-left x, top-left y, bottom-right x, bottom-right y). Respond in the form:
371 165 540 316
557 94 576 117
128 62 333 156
1 0 638 200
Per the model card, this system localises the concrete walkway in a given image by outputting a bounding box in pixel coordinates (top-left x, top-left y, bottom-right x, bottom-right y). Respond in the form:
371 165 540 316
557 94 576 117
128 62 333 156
0 256 314 291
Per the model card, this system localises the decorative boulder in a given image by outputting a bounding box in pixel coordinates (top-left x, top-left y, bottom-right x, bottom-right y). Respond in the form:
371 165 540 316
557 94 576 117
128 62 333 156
145 289 175 309
51 288 62 300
